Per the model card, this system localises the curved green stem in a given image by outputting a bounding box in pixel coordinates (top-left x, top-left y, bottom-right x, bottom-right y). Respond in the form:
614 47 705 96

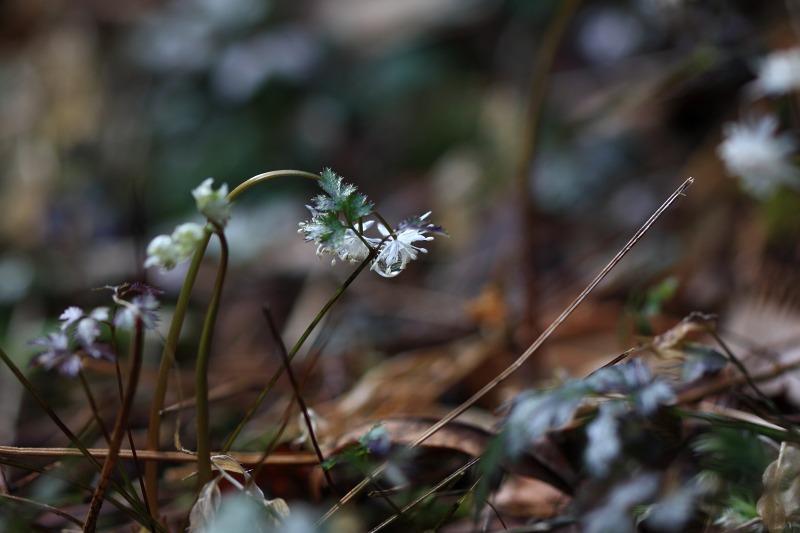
145 169 320 511
195 224 229 487
227 169 320 202
221 253 373 453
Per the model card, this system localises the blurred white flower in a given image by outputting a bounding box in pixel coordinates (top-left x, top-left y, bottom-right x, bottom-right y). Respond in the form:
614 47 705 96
28 332 78 376
717 115 799 198
172 222 206 256
114 294 161 331
193 178 231 225
59 306 85 330
58 306 111 349
755 47 800 96
145 223 206 271
145 235 181 270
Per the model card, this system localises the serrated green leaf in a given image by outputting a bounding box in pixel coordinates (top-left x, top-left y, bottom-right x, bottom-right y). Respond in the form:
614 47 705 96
318 168 356 203
315 169 373 221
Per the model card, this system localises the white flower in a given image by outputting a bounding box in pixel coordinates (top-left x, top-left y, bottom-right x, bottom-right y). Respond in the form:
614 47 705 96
312 226 379 266
192 178 231 225
114 293 160 331
755 47 800 96
144 235 181 270
145 223 206 271
297 206 329 243
59 307 84 330
58 306 110 346
172 222 205 256
28 331 82 377
336 225 375 263
717 115 799 198
371 213 435 278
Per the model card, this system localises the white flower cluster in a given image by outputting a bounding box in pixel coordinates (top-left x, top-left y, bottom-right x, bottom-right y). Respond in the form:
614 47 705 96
145 178 230 271
300 212 439 277
29 306 111 376
298 170 444 278
28 286 162 377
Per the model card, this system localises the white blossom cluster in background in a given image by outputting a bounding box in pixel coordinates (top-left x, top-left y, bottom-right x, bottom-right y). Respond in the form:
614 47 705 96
717 115 799 198
298 169 446 278
28 284 163 377
753 47 800 97
718 47 800 198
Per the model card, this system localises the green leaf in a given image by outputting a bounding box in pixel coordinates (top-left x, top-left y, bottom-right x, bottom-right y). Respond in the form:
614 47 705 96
316 168 373 222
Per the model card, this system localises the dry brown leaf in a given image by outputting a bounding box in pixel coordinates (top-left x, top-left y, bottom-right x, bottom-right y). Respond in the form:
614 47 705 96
492 474 570 519
319 333 507 428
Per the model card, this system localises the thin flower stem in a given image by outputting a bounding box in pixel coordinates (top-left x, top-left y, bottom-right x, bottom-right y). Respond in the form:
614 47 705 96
145 230 210 515
195 224 229 487
221 254 373 453
372 212 396 238
84 318 146 533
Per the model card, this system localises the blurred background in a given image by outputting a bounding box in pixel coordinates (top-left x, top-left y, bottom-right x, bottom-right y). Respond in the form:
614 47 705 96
2 0 800 461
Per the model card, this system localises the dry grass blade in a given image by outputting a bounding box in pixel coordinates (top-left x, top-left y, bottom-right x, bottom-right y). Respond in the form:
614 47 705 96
317 177 694 524
262 306 339 498
0 347 102 472
0 446 318 465
368 456 482 533
0 493 84 528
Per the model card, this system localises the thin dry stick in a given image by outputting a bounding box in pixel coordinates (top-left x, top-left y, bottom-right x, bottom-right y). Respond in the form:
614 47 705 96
250 318 337 483
83 320 145 533
317 177 694 524
261 306 339 498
